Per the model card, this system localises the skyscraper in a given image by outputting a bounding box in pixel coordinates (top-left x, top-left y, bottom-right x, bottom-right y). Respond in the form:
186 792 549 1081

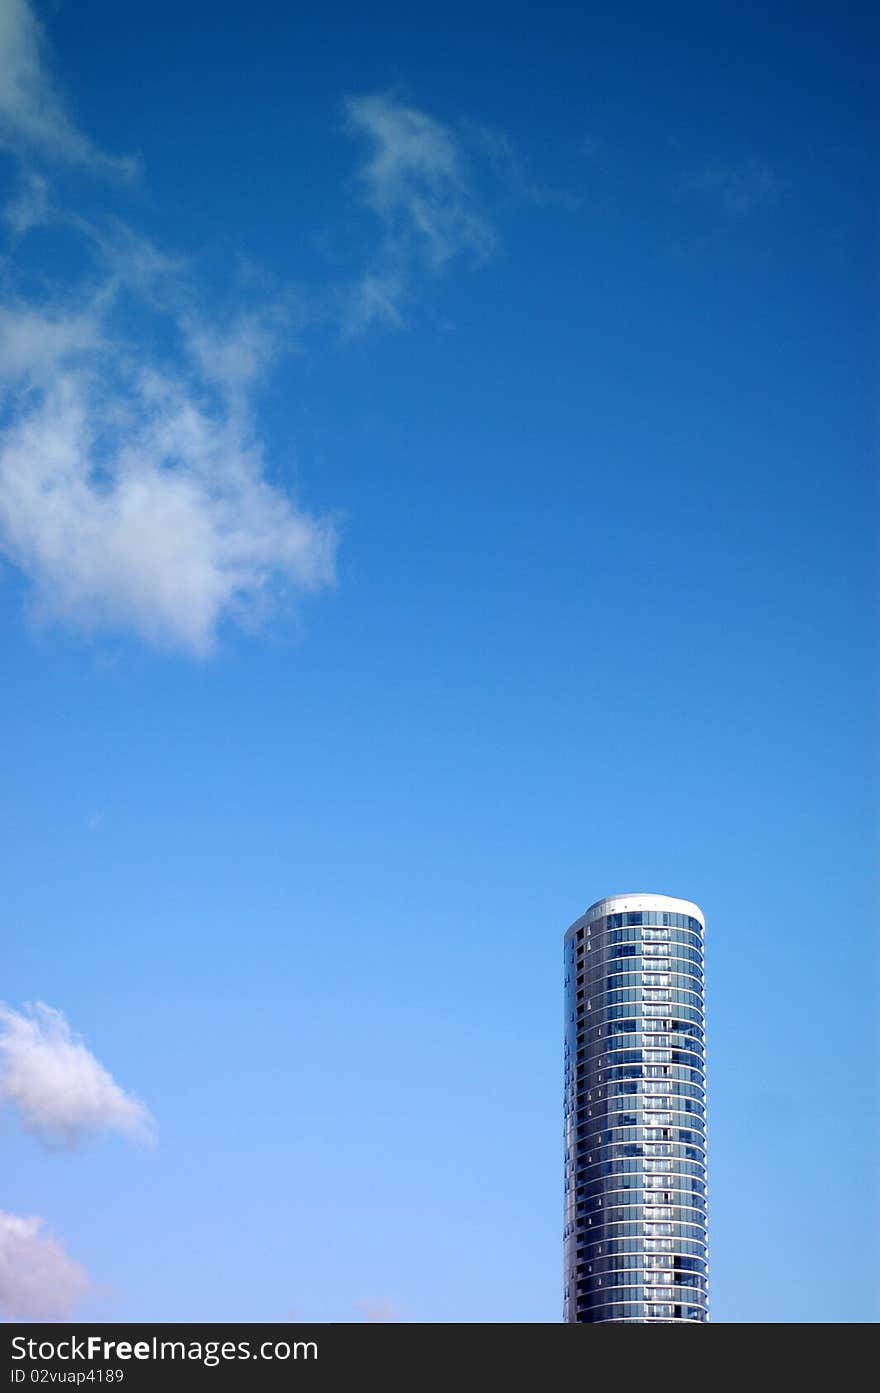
563 893 709 1323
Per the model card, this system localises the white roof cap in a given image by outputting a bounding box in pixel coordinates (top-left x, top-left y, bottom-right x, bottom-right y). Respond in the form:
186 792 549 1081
565 892 705 940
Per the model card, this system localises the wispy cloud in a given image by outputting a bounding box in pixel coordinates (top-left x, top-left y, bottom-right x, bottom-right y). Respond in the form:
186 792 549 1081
0 1211 92 1318
342 92 495 333
683 157 782 216
0 0 136 177
2 168 49 236
346 93 494 266
344 269 406 335
0 1002 155 1147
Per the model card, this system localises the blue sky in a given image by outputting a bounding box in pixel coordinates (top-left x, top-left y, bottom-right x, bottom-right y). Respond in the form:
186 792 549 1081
0 0 875 1322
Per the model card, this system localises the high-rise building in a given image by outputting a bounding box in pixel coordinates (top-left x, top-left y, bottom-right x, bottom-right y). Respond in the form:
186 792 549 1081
563 893 709 1323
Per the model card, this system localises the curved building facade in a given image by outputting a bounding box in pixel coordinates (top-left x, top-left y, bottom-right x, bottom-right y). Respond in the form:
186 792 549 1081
563 893 708 1323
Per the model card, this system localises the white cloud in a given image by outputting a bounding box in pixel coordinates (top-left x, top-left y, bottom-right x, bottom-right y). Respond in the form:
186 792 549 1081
0 0 136 177
0 1211 92 1318
182 309 282 393
0 267 337 654
0 300 102 378
3 169 50 236
342 268 406 338
343 93 495 332
346 93 493 266
0 1002 155 1147
0 166 336 655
